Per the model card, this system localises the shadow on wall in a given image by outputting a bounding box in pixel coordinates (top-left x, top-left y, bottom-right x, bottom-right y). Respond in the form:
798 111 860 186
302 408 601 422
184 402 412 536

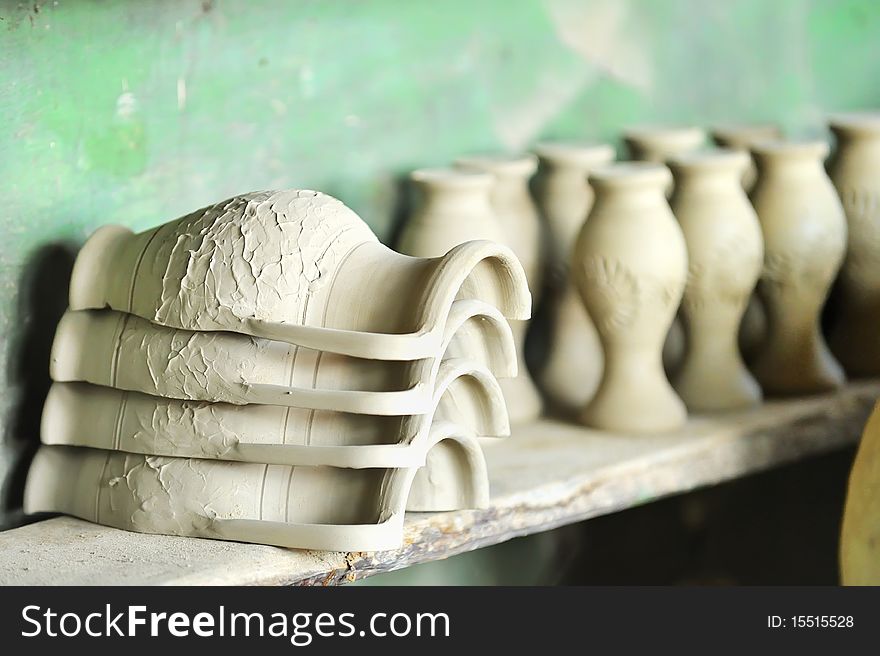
3 242 77 524
385 173 415 250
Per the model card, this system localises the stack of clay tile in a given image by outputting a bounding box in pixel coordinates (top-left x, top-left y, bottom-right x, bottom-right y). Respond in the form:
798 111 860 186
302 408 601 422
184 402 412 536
24 190 530 551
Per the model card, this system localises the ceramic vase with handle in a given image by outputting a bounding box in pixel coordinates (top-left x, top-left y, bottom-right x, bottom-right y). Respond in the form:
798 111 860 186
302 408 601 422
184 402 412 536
668 150 763 411
623 126 706 376
749 141 847 394
400 165 542 424
69 190 531 362
25 417 489 552
828 114 880 376
572 163 688 432
532 142 615 416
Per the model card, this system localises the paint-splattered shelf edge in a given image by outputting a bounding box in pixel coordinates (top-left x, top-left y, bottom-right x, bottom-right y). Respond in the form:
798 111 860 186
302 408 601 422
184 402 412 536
2 381 877 586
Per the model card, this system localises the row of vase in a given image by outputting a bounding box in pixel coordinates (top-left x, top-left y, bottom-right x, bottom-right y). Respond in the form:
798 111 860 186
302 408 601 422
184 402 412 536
24 190 532 551
396 115 880 432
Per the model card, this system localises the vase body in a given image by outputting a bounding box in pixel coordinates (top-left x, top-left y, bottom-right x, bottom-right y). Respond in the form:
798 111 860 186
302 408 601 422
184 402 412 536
668 151 763 411
532 142 615 416
572 163 687 432
749 141 847 394
828 114 880 376
623 126 706 375
399 167 541 423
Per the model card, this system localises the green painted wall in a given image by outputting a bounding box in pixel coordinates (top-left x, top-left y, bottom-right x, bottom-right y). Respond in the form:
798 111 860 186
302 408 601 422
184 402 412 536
1 0 879 521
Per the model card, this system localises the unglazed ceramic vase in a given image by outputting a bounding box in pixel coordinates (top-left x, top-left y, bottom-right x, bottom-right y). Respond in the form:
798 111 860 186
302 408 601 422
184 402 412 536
68 190 531 361
623 126 706 374
828 114 880 376
572 163 688 432
532 143 615 416
840 399 880 584
399 167 541 424
749 141 847 394
667 151 763 411
50 298 514 414
711 125 782 364
25 420 488 552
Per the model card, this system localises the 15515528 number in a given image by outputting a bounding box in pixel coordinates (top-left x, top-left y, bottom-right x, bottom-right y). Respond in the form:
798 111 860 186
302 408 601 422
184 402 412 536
768 615 854 629
791 615 853 628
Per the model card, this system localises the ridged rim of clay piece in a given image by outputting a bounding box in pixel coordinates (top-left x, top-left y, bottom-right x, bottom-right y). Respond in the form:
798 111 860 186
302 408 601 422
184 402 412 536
25 419 489 552
454 153 538 177
218 419 490 551
69 224 531 362
711 123 782 147
251 238 530 359
667 148 750 174
828 112 880 136
587 161 672 189
49 295 515 417
750 139 830 160
533 142 616 168
410 167 494 188
41 354 508 469
622 125 706 149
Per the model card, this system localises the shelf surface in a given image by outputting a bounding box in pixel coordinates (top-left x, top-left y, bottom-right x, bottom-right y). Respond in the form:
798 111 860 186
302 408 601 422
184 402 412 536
2 381 877 586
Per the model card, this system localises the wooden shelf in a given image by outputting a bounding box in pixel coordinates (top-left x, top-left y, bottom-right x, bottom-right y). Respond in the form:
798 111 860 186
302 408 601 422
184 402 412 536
1 381 877 586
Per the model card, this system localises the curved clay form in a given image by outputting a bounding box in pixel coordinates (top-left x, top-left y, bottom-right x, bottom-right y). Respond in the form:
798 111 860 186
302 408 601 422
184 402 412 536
749 140 847 394
828 113 880 376
573 162 688 432
532 142 616 415
42 356 509 468
840 399 880 584
50 298 515 414
24 420 489 552
668 150 764 411
68 190 530 361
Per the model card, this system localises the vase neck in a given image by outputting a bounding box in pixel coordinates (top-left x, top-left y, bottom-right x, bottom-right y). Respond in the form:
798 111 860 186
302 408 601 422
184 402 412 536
669 150 748 191
752 141 828 178
412 169 493 215
829 114 880 142
590 162 670 204
712 124 781 150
